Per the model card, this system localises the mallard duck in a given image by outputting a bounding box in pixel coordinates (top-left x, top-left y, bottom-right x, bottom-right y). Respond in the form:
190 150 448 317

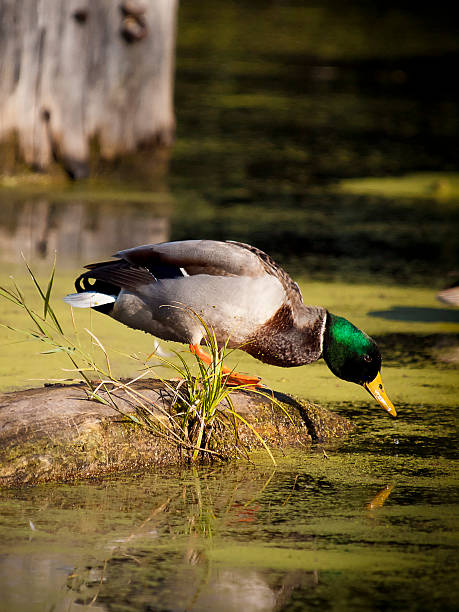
64 240 396 416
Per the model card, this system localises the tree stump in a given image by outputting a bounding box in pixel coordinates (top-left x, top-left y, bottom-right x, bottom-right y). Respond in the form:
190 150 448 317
0 0 177 179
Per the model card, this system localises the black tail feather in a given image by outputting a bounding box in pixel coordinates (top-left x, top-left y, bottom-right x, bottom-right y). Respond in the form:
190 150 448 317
74 272 120 315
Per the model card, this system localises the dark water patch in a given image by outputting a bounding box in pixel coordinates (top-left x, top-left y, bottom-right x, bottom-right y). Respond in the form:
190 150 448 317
358 436 459 461
389 488 459 508
375 333 459 368
371 307 459 324
284 566 459 612
172 0 459 287
330 401 458 461
175 0 459 191
171 191 459 285
259 52 459 100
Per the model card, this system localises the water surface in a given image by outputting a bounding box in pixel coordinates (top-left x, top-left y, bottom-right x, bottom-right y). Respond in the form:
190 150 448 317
0 404 457 611
0 1 458 610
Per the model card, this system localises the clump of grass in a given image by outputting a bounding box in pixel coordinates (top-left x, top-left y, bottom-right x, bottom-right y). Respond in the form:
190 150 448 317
0 260 291 464
141 310 280 463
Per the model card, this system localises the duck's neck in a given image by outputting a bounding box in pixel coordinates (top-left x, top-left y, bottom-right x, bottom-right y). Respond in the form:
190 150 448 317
245 304 327 367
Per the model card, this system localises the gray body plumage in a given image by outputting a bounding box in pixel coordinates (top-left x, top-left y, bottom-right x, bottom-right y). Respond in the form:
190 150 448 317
111 274 286 346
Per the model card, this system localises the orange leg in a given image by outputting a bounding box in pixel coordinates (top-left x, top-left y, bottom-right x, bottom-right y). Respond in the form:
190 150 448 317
189 344 262 387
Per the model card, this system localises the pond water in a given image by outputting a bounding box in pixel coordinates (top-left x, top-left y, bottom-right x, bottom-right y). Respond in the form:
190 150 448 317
0 1 458 610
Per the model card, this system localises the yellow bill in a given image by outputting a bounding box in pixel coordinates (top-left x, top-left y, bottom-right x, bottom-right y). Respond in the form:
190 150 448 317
363 371 397 417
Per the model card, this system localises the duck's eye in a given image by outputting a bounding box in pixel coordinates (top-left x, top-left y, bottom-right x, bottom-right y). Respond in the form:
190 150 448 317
363 354 372 363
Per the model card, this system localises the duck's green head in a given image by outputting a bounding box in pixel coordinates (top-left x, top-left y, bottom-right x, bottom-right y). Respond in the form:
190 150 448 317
323 313 396 417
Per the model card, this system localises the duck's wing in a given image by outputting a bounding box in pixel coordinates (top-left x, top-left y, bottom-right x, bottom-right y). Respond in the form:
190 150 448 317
228 241 303 304
115 240 268 278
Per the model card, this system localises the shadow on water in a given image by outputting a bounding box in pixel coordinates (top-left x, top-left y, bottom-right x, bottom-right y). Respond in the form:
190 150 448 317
369 306 459 323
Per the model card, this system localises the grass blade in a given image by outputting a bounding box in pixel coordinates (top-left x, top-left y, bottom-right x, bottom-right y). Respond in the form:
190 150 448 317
22 255 63 333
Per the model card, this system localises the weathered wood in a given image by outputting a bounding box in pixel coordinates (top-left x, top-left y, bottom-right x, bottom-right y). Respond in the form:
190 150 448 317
0 380 353 487
0 0 177 178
